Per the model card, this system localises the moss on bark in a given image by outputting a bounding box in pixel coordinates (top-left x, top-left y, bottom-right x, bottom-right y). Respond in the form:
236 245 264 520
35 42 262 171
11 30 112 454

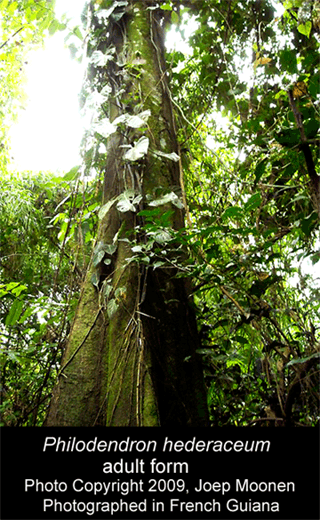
45 1 208 427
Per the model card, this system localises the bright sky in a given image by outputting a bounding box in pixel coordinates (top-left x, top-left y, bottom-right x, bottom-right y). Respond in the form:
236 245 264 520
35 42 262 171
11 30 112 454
6 1 287 176
9 0 86 174
8 1 189 174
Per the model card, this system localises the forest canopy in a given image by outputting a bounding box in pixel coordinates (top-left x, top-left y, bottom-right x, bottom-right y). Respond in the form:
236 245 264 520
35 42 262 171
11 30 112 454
0 0 319 426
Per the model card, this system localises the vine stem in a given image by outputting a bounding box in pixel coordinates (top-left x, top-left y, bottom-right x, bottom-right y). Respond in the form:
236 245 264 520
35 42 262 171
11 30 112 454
0 27 24 50
287 89 320 215
57 309 102 378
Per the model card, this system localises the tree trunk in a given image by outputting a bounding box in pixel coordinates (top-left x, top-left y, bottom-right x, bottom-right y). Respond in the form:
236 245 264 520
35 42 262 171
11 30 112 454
45 1 208 427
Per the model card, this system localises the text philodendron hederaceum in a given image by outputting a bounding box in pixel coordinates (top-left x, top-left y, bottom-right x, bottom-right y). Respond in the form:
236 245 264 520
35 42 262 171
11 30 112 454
43 436 271 453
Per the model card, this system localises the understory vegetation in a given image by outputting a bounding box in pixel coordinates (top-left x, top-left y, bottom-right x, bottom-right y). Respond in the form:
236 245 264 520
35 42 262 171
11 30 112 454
1 0 319 426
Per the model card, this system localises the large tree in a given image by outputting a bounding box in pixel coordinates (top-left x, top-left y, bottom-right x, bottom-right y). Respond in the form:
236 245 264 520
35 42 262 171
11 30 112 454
45 0 208 427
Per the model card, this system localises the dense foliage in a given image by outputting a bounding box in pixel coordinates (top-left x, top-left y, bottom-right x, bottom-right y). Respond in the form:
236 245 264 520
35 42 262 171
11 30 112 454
1 0 319 426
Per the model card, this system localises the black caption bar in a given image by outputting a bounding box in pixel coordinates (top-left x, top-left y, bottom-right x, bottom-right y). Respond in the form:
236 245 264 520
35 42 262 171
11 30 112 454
1 427 319 520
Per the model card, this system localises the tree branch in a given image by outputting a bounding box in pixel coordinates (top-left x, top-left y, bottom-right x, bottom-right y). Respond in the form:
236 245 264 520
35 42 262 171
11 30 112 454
288 89 320 215
0 27 24 50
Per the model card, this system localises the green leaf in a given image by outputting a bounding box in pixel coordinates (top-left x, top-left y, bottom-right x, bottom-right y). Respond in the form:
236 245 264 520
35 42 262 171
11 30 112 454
5 282 20 291
301 211 318 236
117 190 142 212
11 284 27 297
275 127 299 147
93 249 105 268
138 208 162 218
0 286 8 298
149 191 183 209
254 159 268 184
7 351 20 363
102 282 113 299
233 335 248 345
0 282 26 297
111 1 128 20
114 110 151 129
286 352 320 367
153 260 166 269
48 19 61 36
124 137 149 161
297 21 312 38
63 165 80 181
212 319 230 330
160 2 172 10
311 251 320 264
171 10 179 24
7 1 18 15
226 356 245 369
96 7 115 20
73 26 83 41
107 299 118 318
92 117 116 138
304 118 320 139
222 206 243 220
274 89 287 100
95 2 127 22
91 48 115 67
5 299 24 327
98 197 118 220
151 229 172 243
91 272 100 289
115 287 126 299
132 245 144 253
94 240 105 254
39 14 54 32
0 0 10 12
244 193 262 212
104 243 118 255
19 307 34 324
151 150 180 162
279 48 297 74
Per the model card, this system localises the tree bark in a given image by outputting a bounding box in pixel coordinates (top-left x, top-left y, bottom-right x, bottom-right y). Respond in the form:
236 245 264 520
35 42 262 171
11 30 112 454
45 1 208 427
